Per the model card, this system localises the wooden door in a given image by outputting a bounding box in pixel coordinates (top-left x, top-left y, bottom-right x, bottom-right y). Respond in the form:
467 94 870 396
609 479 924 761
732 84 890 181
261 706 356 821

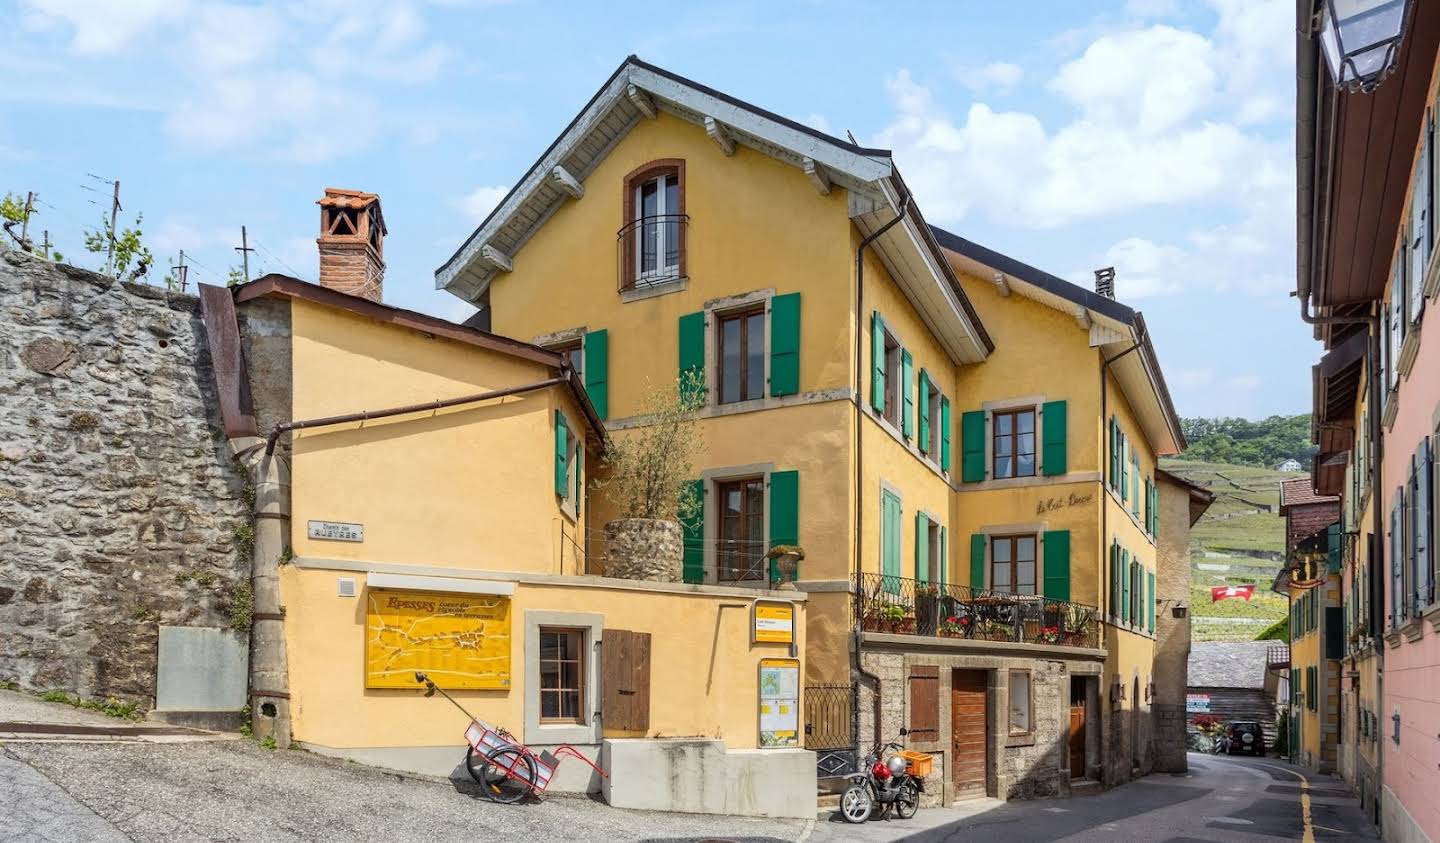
951 669 987 798
601 629 651 733
1068 704 1086 776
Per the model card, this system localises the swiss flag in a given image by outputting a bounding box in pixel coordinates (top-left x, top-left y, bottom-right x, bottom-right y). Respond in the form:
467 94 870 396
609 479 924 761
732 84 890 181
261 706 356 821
1211 584 1256 602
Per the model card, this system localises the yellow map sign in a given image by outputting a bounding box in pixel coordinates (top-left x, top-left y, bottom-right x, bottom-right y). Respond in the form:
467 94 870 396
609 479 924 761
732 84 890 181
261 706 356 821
364 588 511 689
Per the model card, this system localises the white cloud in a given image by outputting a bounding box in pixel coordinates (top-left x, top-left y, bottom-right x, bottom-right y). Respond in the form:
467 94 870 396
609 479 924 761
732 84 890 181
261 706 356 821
1048 26 1216 134
1095 238 1186 299
20 0 188 55
1125 0 1179 17
956 61 1024 95
181 3 285 73
454 185 509 225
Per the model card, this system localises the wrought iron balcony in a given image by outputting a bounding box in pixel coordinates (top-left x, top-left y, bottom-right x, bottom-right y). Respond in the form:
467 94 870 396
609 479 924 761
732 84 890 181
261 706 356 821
617 214 688 292
854 572 1101 649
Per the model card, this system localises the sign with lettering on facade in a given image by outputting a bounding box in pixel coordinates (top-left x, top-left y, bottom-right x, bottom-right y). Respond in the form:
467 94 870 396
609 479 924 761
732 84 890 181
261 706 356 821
364 588 511 689
752 600 796 644
308 520 364 542
1186 693 1211 713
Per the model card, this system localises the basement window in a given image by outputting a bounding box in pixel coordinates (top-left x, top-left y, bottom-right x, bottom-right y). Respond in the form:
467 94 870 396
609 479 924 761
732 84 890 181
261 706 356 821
1009 669 1033 736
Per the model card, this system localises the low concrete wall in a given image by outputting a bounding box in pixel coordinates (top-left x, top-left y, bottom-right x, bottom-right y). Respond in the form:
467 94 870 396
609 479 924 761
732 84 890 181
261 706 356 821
155 627 248 712
601 738 816 819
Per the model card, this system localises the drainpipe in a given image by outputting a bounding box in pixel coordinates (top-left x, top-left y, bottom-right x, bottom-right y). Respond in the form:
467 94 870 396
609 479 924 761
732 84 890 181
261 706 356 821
232 436 293 748
852 192 911 750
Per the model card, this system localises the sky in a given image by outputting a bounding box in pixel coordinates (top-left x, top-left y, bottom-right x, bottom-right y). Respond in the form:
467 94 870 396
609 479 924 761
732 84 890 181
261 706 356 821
2 0 1315 420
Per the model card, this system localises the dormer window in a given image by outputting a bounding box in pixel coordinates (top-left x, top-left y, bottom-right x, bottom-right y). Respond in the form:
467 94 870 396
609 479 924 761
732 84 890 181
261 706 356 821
618 160 688 292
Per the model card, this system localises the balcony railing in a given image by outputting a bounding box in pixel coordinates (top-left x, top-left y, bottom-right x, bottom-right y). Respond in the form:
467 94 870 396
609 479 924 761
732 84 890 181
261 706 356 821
855 572 1101 649
617 214 688 292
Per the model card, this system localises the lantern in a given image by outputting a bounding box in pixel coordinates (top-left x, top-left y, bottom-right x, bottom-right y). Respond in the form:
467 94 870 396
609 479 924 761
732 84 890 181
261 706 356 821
1319 0 1413 92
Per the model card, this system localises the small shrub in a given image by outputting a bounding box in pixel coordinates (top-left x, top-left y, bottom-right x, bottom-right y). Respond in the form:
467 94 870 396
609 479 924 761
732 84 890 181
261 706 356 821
228 584 253 631
232 523 255 558
195 571 217 586
238 704 253 738
278 546 295 566
0 680 18 691
240 484 255 509
260 735 277 751
595 371 705 521
41 690 74 704
174 571 195 585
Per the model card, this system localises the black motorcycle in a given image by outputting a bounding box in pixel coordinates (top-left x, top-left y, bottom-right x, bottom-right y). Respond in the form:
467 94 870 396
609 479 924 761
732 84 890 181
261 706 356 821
838 729 924 823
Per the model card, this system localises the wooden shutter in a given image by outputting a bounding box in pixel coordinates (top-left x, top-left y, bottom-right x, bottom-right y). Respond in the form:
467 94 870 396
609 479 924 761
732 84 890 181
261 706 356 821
907 665 939 740
1131 454 1140 516
1110 543 1120 617
602 629 651 733
584 329 609 420
1327 522 1343 574
961 411 986 482
870 311 886 411
1147 569 1156 633
1416 438 1432 604
769 293 801 397
1041 400 1067 476
575 446 582 518
1423 437 1436 605
1391 498 1401 628
939 526 948 587
1042 530 1070 602
678 311 705 397
1120 435 1130 503
901 350 914 439
768 470 800 582
917 370 931 454
882 491 902 588
554 411 569 496
1325 606 1344 659
940 396 952 473
1109 418 1120 489
1121 548 1131 624
681 479 704 584
970 533 986 591
915 512 929 584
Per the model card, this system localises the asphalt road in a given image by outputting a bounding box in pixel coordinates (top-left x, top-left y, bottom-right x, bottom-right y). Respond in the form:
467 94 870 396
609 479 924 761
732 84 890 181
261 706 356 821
810 752 1380 842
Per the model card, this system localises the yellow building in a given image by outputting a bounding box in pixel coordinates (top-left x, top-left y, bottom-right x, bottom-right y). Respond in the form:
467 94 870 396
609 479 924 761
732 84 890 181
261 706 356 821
435 57 1186 803
202 189 818 819
1277 479 1343 774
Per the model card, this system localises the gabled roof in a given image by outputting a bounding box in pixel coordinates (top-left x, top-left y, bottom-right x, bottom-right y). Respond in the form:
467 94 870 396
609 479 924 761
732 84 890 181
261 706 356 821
1156 467 1217 526
1188 641 1272 690
435 55 992 364
931 224 1186 456
233 274 606 439
1278 477 1338 511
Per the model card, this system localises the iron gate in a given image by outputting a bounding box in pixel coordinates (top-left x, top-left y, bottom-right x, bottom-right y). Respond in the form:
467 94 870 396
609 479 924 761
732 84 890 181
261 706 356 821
805 683 856 776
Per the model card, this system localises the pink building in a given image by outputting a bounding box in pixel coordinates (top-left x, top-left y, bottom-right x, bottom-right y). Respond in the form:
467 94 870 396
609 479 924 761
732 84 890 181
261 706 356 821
1296 1 1440 840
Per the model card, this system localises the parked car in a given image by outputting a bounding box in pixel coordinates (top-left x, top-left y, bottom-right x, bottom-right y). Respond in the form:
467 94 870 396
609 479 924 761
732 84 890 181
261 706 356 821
1226 721 1264 756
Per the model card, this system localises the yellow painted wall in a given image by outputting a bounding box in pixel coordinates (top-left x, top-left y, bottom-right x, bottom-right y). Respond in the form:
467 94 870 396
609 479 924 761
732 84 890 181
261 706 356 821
282 566 804 749
487 111 855 418
1291 582 1323 763
287 299 589 575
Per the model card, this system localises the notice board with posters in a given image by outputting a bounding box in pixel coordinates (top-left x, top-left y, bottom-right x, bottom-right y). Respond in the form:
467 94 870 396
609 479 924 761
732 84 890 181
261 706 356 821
758 658 800 747
752 600 795 644
364 588 511 689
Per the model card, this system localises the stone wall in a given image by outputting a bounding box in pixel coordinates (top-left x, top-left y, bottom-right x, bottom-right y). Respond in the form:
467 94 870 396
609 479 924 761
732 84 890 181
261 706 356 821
1153 477 1196 772
0 248 250 705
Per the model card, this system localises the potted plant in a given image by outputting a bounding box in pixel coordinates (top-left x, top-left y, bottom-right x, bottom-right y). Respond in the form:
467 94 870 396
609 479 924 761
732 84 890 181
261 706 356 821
938 615 969 638
596 372 705 582
1036 625 1062 645
766 544 805 590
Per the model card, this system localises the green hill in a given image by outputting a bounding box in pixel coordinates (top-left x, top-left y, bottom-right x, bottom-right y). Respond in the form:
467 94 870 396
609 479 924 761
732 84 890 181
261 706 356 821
1160 459 1292 642
1173 414 1317 470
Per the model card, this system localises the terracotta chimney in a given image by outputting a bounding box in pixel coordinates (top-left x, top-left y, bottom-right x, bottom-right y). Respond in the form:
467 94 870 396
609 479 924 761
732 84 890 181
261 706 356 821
316 188 386 302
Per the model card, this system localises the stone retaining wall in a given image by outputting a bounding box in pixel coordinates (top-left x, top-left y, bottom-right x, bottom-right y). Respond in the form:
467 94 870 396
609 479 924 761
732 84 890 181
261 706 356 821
0 248 250 705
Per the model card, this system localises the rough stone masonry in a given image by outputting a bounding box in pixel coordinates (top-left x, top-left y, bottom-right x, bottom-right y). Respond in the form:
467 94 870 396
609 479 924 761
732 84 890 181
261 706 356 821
0 246 250 705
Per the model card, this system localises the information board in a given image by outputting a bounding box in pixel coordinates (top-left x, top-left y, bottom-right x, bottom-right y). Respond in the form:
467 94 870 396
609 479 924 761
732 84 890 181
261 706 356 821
364 588 511 689
758 658 800 747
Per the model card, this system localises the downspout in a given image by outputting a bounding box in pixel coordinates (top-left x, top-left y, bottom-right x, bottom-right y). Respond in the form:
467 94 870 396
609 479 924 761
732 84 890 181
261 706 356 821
232 435 293 748
852 192 911 750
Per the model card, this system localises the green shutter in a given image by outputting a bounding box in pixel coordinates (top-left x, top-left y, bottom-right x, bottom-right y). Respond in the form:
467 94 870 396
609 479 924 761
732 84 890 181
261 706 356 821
882 491 901 592
681 479 704 584
970 533 986 591
554 411 569 496
917 369 931 454
870 311 886 411
1109 418 1120 488
939 527 948 587
583 329 608 420
1041 400 1067 476
1327 522 1343 573
940 397 952 473
768 470 799 584
1147 569 1156 633
1151 480 1160 536
1121 548 1131 624
1131 455 1140 516
962 411 986 482
915 512 929 584
769 293 801 397
575 445 582 518
901 350 914 439
1042 530 1071 602
1110 543 1120 617
1120 436 1129 503
1325 606 1344 659
678 311 705 398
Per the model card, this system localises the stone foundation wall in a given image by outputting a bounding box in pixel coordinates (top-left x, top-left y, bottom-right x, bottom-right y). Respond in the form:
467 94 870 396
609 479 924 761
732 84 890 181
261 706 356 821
0 248 250 705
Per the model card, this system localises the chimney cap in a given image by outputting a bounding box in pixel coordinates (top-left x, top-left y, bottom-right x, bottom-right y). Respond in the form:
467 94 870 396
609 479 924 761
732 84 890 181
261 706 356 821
1094 266 1116 299
317 188 386 234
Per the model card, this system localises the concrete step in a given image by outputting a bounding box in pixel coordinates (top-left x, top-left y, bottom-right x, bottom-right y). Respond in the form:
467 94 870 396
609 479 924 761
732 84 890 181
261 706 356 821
1070 778 1103 797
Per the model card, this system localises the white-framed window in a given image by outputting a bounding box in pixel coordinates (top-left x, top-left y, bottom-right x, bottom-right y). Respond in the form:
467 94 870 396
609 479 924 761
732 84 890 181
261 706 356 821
524 610 602 746
926 517 943 583
924 378 942 459
635 174 680 282
993 406 1036 480
883 329 902 428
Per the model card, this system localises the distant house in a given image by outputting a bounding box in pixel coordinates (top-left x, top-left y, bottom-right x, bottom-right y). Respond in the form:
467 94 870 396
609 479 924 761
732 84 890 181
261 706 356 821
1275 458 1303 472
1186 641 1282 752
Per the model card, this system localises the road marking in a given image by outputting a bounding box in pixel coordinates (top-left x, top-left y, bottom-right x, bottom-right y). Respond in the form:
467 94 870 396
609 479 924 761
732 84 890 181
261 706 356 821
1254 761 1316 843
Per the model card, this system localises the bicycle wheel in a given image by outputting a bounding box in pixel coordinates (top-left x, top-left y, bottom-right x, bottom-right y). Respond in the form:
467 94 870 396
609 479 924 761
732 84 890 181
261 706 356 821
474 746 536 804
